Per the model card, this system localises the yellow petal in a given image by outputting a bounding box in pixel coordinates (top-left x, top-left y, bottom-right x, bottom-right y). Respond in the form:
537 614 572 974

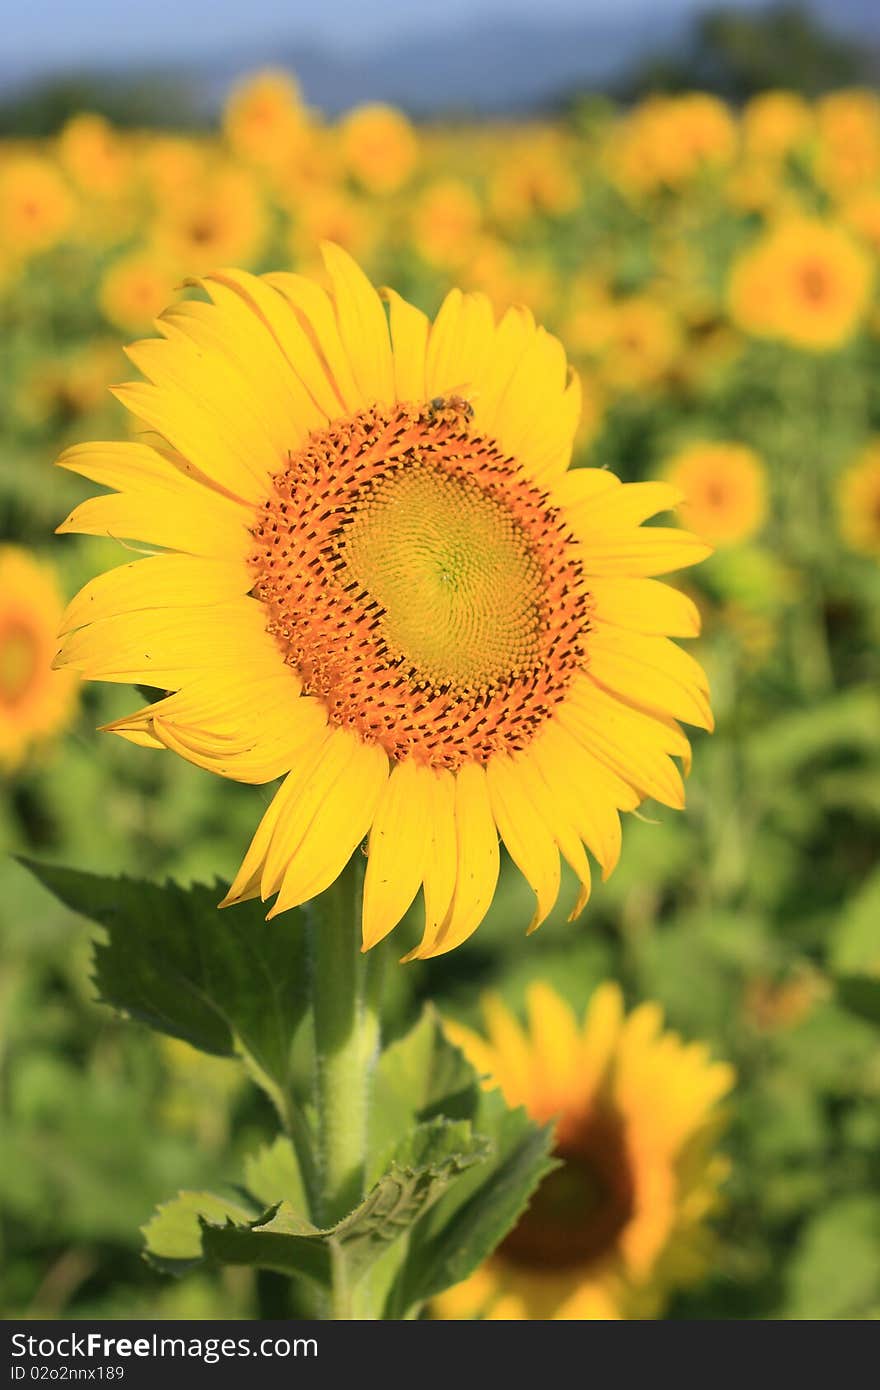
59 554 251 635
561 678 689 809
212 268 346 422
383 287 429 403
322 241 395 406
267 731 388 915
264 270 362 413
402 768 457 960
486 753 560 933
589 577 701 637
425 288 494 401
575 481 683 532
56 442 252 560
579 527 713 578
414 762 499 958
587 628 713 731
362 758 434 949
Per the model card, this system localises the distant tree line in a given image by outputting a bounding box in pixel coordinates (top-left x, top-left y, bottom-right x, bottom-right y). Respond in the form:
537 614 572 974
617 4 877 103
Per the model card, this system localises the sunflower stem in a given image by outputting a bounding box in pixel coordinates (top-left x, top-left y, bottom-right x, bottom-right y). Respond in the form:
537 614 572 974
308 850 384 1319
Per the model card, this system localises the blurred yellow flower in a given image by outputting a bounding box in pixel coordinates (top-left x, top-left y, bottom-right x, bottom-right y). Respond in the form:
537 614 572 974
138 135 207 202
338 103 417 194
837 441 880 557
17 340 122 427
587 294 683 393
57 113 132 198
289 186 376 267
741 90 813 162
152 165 267 274
0 547 78 771
411 177 483 268
99 249 179 332
610 94 736 195
0 155 74 256
223 69 310 167
840 188 880 256
728 217 874 352
437 982 734 1320
664 440 767 546
489 130 579 224
814 90 880 196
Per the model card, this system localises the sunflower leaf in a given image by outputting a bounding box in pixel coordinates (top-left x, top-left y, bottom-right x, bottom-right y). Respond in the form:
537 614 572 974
370 1008 558 1317
142 1118 488 1290
19 861 310 1113
368 1005 480 1182
836 974 880 1026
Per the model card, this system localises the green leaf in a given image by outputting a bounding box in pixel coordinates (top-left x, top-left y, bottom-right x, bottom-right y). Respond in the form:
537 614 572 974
19 862 310 1113
369 1006 478 1181
836 975 880 1026
746 688 880 782
783 1195 880 1319
244 1136 309 1213
830 867 880 975
142 1191 260 1275
371 1009 557 1318
144 1119 487 1291
386 1092 556 1317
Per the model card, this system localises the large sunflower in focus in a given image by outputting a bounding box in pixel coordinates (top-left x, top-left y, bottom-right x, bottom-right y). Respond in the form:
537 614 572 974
55 246 712 956
437 984 734 1319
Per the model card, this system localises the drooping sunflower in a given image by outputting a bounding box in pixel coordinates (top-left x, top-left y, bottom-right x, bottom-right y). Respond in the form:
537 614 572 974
436 983 734 1320
1 546 78 772
55 246 712 956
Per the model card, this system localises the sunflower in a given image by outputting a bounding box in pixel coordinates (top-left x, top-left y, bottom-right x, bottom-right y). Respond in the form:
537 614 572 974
609 95 736 197
411 178 483 269
1 547 78 772
436 983 734 1319
585 295 683 395
57 112 132 199
338 104 418 195
837 441 880 557
223 69 310 169
728 217 874 352
0 155 74 258
151 165 266 275
741 90 812 163
99 249 180 333
55 246 712 956
663 440 767 547
488 131 579 225
813 90 880 196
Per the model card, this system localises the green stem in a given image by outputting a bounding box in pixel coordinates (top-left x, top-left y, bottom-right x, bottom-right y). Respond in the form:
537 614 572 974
308 850 384 1318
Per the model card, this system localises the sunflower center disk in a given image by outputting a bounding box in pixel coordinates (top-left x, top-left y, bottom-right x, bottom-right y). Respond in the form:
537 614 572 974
499 1111 636 1272
251 402 590 771
341 468 543 692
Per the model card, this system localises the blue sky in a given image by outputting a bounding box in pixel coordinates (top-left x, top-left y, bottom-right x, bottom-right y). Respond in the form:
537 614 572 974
5 0 711 69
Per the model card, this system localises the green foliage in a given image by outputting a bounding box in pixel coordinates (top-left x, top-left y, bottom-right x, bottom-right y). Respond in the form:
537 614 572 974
20 861 310 1119
139 1008 553 1317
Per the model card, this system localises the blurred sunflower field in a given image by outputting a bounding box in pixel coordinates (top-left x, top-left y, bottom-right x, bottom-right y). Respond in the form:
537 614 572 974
3 72 880 1321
